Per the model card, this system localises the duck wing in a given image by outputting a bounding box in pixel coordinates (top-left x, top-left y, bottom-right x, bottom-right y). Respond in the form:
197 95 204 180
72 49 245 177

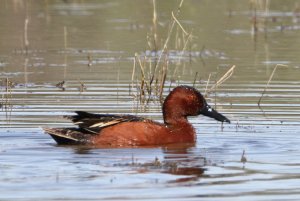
65 111 146 134
43 127 92 145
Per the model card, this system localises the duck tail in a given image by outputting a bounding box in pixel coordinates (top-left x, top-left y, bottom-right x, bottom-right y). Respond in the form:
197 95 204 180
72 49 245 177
43 128 92 145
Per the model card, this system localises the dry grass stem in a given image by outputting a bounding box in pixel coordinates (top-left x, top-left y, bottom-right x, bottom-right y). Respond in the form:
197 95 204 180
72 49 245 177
152 0 158 52
78 80 86 92
241 150 247 163
208 65 236 93
64 26 68 50
171 11 189 36
258 64 288 106
159 58 168 103
24 18 29 53
130 0 196 108
131 54 137 82
204 73 212 96
136 53 146 78
1 78 13 122
153 0 185 70
178 32 193 61
87 54 92 67
171 32 193 79
192 72 198 87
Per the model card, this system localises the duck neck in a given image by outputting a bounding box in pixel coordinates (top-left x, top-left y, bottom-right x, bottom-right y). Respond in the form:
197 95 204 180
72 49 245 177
162 99 196 141
163 100 188 126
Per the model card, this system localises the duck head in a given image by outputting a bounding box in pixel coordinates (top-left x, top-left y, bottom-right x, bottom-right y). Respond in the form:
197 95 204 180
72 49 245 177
163 86 230 124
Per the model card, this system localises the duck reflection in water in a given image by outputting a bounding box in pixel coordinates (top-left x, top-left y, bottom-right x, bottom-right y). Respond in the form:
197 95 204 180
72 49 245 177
67 143 207 183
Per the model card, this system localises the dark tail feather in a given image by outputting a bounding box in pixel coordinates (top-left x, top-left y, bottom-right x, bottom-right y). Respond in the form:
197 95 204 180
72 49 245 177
43 128 92 145
66 111 100 121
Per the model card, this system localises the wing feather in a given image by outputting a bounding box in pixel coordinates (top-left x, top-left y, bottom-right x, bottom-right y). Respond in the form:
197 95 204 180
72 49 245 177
65 111 146 134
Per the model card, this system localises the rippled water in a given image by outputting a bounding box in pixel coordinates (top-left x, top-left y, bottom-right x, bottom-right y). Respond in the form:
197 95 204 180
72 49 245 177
1 0 300 200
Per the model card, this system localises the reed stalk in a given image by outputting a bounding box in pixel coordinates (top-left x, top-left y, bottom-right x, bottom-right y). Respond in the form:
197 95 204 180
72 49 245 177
153 0 185 71
24 18 29 54
258 64 288 106
152 0 158 52
204 73 212 97
207 65 236 94
192 72 198 87
64 26 68 50
1 78 13 122
130 0 198 107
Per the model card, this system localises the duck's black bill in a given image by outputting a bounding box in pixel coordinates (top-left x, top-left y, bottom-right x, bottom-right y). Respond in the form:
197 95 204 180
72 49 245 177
200 105 230 123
